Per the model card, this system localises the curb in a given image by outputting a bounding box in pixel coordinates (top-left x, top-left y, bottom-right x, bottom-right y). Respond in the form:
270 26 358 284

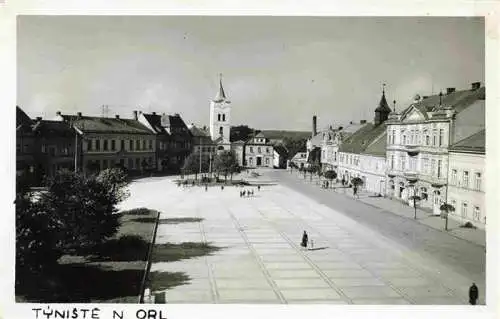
138 210 161 303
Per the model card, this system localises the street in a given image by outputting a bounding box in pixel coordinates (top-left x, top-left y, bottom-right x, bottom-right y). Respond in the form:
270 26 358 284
119 169 486 304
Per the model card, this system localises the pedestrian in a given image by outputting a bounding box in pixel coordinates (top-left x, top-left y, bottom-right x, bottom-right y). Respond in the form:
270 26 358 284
258 185 261 191
242 190 246 197
205 185 208 192
301 231 308 249
326 181 329 189
239 190 242 198
221 185 224 191
469 283 478 305
353 186 358 199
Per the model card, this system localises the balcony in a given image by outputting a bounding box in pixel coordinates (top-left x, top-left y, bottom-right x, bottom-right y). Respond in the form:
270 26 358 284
386 169 397 178
403 170 418 183
429 176 447 188
404 144 420 157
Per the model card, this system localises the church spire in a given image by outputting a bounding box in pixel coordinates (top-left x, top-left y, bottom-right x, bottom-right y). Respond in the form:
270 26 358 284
374 83 391 125
213 73 228 102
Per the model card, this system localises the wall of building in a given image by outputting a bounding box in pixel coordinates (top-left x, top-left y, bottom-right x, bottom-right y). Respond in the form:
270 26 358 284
244 143 273 168
452 100 485 145
446 152 485 228
338 152 386 194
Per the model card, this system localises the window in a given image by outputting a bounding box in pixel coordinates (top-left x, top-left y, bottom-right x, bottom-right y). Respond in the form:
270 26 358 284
432 129 437 146
103 140 108 151
425 134 430 146
96 140 101 151
474 173 482 191
416 130 421 145
439 129 444 146
391 155 395 169
136 140 140 150
463 171 469 188
266 147 270 154
403 135 407 145
23 144 29 153
461 202 468 218
265 158 269 165
121 140 125 150
451 199 456 210
473 206 480 221
111 140 116 151
218 114 221 121
136 158 140 168
143 140 146 150
149 140 153 150
401 156 406 171
249 157 253 165
392 130 395 144
258 147 261 153
128 158 133 168
219 127 223 135
430 159 436 176
87 140 92 151
437 160 442 178
451 169 457 185
422 158 428 174
250 147 254 153
222 114 226 121
103 159 108 169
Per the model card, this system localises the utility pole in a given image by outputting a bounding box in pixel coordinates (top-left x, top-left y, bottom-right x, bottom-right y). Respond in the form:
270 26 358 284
199 137 202 178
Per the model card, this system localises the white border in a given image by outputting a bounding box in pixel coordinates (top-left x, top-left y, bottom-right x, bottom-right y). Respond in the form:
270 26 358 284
1 1 498 319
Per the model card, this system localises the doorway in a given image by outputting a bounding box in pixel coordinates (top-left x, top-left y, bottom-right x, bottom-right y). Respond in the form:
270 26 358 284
256 157 262 166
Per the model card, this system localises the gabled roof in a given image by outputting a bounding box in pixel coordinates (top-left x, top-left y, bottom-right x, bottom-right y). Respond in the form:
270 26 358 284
190 125 214 144
232 140 246 145
362 131 387 157
16 106 34 128
449 129 485 154
273 144 288 156
142 113 169 135
339 123 386 154
402 87 485 117
32 120 74 137
61 115 153 135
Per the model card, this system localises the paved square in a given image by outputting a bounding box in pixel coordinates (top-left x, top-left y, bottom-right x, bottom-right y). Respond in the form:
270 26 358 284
119 172 480 304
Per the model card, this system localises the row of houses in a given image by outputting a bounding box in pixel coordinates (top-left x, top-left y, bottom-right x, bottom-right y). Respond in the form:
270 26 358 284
303 82 486 229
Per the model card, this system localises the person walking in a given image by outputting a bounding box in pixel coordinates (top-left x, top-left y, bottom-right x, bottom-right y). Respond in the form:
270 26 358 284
469 283 479 305
353 186 358 199
258 185 261 191
301 231 309 250
205 184 208 192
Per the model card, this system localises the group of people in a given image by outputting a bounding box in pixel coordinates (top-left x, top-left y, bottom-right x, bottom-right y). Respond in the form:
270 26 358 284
240 189 254 197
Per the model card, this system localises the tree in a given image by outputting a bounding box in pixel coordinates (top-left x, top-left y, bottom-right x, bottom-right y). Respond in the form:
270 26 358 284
440 203 455 231
283 137 307 160
182 152 200 180
213 150 239 182
408 187 421 220
351 177 364 197
230 125 255 142
324 170 337 188
42 169 125 249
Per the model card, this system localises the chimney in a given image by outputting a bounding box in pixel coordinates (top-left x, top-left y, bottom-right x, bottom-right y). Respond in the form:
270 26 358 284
471 82 481 90
56 111 61 116
360 120 367 124
446 87 456 95
152 112 156 115
77 112 82 118
115 114 120 119
312 115 317 137
133 110 138 120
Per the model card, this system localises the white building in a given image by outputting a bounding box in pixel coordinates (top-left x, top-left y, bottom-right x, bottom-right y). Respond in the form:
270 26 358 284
446 130 485 228
290 152 308 169
385 83 485 215
209 75 232 152
244 133 274 168
337 87 391 194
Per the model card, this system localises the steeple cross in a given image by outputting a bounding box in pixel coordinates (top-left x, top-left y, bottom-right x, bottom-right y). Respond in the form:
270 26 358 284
382 83 386 94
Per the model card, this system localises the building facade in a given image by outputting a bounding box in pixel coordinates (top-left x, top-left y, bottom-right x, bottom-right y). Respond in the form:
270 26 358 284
209 76 232 152
54 112 157 175
244 133 274 168
446 130 485 229
385 83 485 214
16 107 37 180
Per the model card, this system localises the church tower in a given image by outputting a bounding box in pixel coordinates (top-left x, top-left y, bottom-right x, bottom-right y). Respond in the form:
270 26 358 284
209 74 231 146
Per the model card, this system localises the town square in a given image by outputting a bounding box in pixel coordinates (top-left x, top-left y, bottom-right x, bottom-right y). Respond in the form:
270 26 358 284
13 15 487 306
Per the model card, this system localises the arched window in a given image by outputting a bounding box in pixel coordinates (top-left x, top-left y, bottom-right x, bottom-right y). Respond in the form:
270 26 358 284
219 127 223 135
222 114 226 122
217 114 221 121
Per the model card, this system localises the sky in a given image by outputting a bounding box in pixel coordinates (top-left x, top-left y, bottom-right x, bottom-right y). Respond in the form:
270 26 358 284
17 16 485 131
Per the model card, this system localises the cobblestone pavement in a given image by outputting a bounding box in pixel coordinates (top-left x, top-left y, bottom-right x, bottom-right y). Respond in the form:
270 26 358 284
119 171 485 304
